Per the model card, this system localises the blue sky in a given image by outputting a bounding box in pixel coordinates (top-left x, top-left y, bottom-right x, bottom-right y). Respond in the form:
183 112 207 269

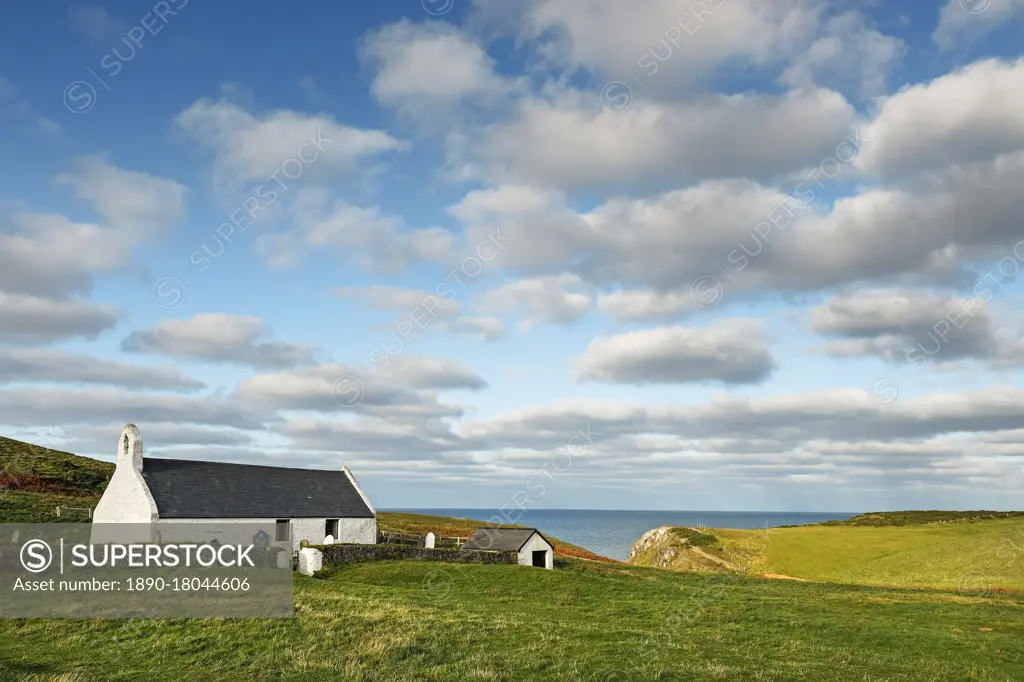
1 0 1024 513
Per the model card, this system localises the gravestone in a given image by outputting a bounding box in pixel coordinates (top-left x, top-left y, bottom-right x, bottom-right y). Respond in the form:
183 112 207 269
323 534 335 545
298 548 323 576
424 532 436 549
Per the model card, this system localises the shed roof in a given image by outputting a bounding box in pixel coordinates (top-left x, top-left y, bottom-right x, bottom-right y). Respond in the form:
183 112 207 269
461 527 552 552
142 458 375 519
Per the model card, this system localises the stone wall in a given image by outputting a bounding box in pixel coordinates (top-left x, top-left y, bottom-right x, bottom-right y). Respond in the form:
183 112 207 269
311 543 518 567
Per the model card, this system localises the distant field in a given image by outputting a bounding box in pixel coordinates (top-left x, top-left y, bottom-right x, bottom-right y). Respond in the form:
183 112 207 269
2 559 1022 681
634 516 1024 591
734 517 1024 590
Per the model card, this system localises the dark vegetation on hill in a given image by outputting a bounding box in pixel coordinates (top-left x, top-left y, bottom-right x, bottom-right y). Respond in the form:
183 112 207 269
818 510 1024 527
0 437 112 523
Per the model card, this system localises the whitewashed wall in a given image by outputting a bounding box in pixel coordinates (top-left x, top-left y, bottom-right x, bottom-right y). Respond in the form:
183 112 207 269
157 517 377 553
517 533 554 569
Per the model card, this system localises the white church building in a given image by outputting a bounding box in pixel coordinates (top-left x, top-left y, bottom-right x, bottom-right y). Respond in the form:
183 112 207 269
93 424 377 552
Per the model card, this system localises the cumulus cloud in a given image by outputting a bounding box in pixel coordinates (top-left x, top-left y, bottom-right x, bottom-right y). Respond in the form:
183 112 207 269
56 155 187 234
0 387 263 430
233 362 466 420
857 57 1024 178
374 355 488 391
597 289 696 322
779 12 904 97
436 316 507 342
471 0 824 95
454 87 857 192
360 19 516 122
811 289 1024 367
477 274 592 328
336 284 461 318
449 146 1024 304
262 189 454 273
121 314 316 369
575 319 776 385
174 96 406 188
0 347 203 390
0 292 119 344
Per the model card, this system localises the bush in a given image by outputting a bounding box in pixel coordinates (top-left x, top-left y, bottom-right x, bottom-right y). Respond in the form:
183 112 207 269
671 528 719 547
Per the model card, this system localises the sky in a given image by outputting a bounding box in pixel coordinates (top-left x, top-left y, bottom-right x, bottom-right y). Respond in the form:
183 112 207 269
1 0 1023 513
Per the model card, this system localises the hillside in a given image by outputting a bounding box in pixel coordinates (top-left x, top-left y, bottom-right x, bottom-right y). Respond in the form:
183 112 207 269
2 559 1022 680
0 436 112 522
628 517 1024 590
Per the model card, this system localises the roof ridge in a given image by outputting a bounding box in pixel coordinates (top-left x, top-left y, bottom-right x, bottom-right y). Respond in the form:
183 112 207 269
144 457 345 474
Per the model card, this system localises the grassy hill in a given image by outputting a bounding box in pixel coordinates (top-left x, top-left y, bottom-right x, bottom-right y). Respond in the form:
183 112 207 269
629 516 1024 591
2 559 1022 681
0 436 112 523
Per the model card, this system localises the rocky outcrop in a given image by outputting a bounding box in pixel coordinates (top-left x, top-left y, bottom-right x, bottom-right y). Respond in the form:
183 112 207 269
627 525 741 573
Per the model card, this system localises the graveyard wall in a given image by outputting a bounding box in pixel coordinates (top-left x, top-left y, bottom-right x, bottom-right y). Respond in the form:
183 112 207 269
311 543 518 567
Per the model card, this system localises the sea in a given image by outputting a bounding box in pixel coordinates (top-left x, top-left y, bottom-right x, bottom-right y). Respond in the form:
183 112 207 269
385 509 858 561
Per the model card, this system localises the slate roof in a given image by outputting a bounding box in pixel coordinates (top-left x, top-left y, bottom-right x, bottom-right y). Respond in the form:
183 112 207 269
142 458 375 519
461 528 552 552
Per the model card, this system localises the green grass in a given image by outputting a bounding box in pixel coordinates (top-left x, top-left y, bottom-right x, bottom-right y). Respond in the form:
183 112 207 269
1 560 1022 681
699 518 1024 590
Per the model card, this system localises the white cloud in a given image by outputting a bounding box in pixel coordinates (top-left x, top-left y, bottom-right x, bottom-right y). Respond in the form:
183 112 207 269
455 87 856 192
437 316 507 342
234 362 465 420
597 289 696 322
336 285 460 318
478 274 592 328
933 0 1024 50
857 57 1024 178
574 319 776 385
267 189 455 273
174 97 406 188
121 314 316 369
811 288 1024 367
360 20 514 118
0 292 119 344
56 155 187 235
374 355 488 390
779 12 904 97
472 0 823 95
0 387 263 430
0 347 203 390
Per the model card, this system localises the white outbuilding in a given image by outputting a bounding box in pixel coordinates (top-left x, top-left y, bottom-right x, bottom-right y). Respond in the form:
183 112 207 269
93 424 377 553
461 528 554 569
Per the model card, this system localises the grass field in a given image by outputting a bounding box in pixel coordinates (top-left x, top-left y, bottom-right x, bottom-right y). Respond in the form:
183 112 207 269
630 515 1024 591
1 559 1022 681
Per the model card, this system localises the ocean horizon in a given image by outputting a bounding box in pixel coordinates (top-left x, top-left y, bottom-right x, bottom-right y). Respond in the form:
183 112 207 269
384 508 859 561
